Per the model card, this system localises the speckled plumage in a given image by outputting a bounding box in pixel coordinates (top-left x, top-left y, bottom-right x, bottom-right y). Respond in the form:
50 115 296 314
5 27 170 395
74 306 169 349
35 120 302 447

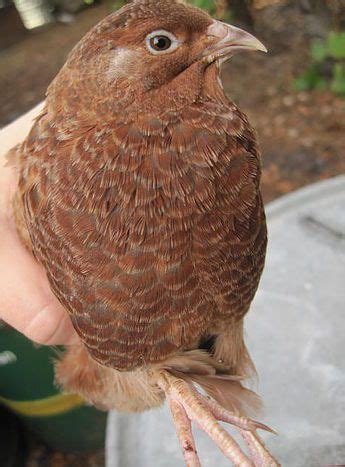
15 0 268 416
17 73 266 372
13 2 278 464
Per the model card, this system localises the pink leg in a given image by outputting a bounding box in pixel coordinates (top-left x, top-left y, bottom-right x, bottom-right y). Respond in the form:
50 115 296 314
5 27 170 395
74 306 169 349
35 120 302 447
158 371 280 467
168 397 201 467
240 430 280 467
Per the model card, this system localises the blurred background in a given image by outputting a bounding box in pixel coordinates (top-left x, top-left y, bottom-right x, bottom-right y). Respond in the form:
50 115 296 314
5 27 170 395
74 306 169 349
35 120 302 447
0 0 344 465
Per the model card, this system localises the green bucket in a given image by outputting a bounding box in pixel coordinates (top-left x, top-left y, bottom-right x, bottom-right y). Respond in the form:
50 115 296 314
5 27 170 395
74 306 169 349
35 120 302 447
0 323 107 453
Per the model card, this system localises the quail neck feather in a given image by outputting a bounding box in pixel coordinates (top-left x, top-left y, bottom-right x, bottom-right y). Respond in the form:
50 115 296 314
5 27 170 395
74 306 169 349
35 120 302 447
14 1 279 465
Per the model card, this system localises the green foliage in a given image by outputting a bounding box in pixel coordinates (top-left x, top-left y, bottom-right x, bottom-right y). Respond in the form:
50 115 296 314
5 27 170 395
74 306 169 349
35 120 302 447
294 65 327 91
310 42 328 62
295 31 345 97
112 0 127 11
191 0 217 15
328 32 345 60
331 63 345 95
189 0 232 21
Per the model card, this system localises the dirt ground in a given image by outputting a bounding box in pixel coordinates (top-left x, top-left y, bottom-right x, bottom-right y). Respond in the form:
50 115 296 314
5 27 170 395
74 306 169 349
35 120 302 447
0 2 344 466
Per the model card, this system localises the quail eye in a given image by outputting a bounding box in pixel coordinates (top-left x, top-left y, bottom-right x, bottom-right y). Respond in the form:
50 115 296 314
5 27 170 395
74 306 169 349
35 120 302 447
150 36 171 51
146 30 181 55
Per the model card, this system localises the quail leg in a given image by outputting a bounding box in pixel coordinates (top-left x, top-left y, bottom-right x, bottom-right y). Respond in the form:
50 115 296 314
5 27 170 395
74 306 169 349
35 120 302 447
168 397 201 467
157 371 280 467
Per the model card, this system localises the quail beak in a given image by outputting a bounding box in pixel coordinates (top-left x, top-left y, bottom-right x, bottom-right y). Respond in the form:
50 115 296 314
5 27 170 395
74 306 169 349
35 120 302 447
203 21 267 64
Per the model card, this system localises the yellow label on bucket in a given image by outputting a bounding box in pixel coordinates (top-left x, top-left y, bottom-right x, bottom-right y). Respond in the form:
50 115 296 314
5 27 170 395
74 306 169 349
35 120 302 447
0 393 85 417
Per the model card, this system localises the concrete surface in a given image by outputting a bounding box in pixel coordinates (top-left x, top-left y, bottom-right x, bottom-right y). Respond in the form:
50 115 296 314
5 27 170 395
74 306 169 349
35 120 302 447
106 176 345 467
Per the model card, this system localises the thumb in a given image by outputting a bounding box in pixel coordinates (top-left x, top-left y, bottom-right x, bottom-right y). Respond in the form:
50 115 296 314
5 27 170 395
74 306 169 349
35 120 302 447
0 220 79 346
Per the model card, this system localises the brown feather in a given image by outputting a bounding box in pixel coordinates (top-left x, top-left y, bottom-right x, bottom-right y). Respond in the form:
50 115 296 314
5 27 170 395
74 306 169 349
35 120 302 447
14 0 268 416
188 375 262 417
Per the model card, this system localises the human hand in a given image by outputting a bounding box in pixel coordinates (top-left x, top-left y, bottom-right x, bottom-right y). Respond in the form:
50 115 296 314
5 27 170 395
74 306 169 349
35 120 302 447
0 104 78 345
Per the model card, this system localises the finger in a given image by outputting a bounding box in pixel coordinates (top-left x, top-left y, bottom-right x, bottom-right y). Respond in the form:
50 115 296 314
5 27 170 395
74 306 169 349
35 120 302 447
0 220 79 346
